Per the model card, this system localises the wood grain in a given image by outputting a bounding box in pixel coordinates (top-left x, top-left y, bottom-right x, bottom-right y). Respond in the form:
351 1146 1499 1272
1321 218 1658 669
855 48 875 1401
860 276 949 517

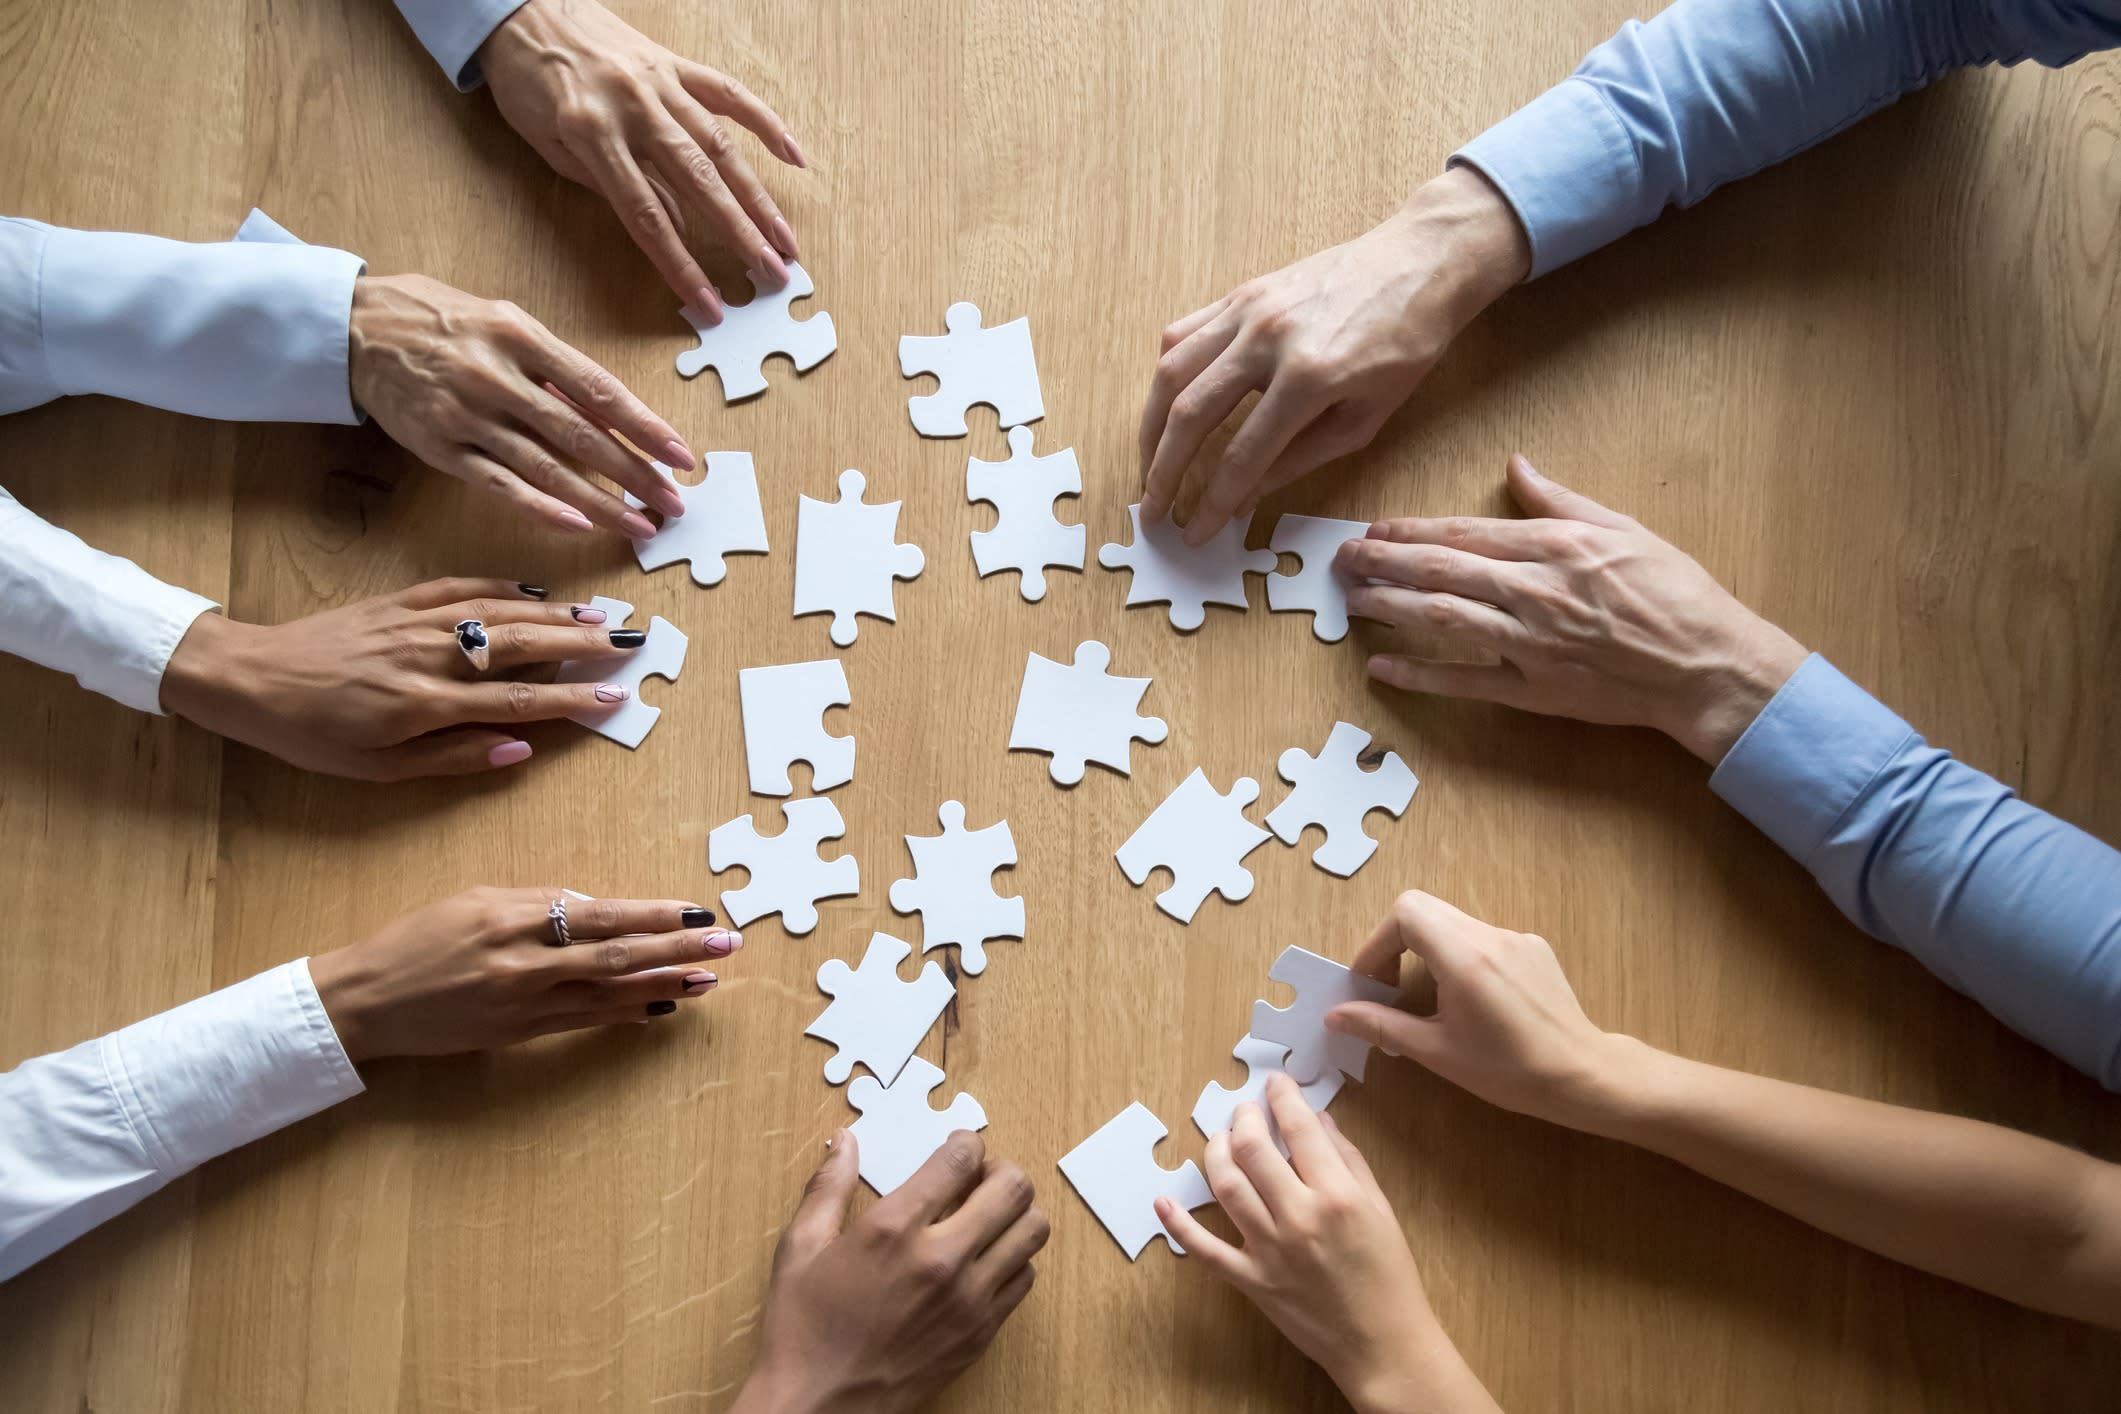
2 1 2117 1409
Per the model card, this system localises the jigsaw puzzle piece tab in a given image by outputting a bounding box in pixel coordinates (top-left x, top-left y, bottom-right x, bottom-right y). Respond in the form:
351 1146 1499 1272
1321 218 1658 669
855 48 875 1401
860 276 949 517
966 425 1085 601
794 469 925 646
707 796 860 935
1007 640 1168 785
887 801 1024 975
898 301 1044 438
1098 503 1276 631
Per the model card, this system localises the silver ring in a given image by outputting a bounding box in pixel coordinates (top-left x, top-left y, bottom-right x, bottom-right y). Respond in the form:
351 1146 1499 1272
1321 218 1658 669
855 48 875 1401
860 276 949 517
455 618 491 672
547 897 572 947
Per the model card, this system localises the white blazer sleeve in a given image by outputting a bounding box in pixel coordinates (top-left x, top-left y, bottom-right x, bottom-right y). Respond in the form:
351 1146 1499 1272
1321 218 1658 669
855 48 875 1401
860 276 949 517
0 215 365 424
0 959 365 1281
394 0 531 90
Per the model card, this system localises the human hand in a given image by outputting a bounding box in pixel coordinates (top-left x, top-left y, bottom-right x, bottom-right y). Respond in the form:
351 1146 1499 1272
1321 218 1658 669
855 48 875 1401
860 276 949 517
1156 1075 1499 1414
478 0 804 318
1325 891 1620 1130
731 1130 1049 1414
349 272 692 536
161 578 648 781
1339 456 1809 763
308 888 741 1062
1138 166 1528 546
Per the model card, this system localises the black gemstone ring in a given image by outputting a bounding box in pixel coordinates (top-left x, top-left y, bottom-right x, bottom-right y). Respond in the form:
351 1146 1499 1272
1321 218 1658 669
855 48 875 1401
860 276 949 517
454 618 491 672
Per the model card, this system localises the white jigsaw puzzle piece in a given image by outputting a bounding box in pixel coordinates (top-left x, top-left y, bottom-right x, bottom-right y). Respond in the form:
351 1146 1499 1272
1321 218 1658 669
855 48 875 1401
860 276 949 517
554 596 687 749
629 452 769 586
888 801 1024 975
794 469 925 646
1057 1102 1212 1260
739 659 853 796
1267 721 1419 877
1251 945 1400 1085
1098 503 1277 631
1007 640 1168 785
805 932 954 1086
1191 1034 1346 1156
966 425 1085 601
675 261 837 400
1114 768 1272 924
845 1056 988 1195
1265 514 1370 642
897 301 1044 438
706 796 860 936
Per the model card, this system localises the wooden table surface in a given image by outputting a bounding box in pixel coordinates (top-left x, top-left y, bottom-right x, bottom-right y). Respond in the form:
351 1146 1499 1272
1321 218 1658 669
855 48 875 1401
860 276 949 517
3 2 2118 1410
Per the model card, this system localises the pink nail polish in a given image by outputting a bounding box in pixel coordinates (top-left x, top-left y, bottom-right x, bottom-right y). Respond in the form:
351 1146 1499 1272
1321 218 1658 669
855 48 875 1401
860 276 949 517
692 286 723 326
621 510 657 539
594 684 631 704
488 740 533 767
703 929 743 956
756 247 790 289
782 132 805 167
769 216 799 261
556 508 594 532
571 604 607 624
661 439 697 472
681 971 717 995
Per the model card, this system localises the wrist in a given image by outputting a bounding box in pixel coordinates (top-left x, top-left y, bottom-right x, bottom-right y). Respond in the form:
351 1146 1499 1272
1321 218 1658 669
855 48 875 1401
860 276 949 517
1664 621 1810 766
1552 1033 1678 1141
307 946 387 1065
1336 1317 1484 1414
727 1365 838 1414
160 610 259 725
1388 166 1532 330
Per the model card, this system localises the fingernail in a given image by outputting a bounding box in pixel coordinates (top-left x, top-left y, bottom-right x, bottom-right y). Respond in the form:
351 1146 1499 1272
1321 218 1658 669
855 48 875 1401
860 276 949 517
646 1000 678 1017
488 740 533 767
769 216 799 260
594 683 631 704
621 510 657 540
680 906 716 928
681 971 717 996
661 439 697 472
517 583 548 599
556 509 594 532
1322 1012 1349 1033
654 482 687 519
755 246 790 288
781 132 805 167
1517 455 1542 479
703 929 743 957
609 629 647 649
571 604 607 624
692 285 723 326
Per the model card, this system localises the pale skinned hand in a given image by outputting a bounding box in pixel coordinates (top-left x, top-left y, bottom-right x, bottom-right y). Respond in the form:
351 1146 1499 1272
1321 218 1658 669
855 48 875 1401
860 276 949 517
161 578 648 781
1139 166 1529 547
349 272 691 537
478 0 805 320
1157 1076 1501 1414
1339 455 1810 764
308 888 742 1063
730 1130 1049 1414
1326 890 1620 1129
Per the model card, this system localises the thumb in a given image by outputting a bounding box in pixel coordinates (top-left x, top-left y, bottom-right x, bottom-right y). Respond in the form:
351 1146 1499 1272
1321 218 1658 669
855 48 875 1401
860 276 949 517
1326 1001 1443 1066
782 1128 860 1262
1504 453 1632 530
365 732 535 781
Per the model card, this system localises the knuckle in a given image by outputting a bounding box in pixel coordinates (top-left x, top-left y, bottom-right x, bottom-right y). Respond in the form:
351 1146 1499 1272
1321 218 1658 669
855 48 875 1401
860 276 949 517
1228 1130 1271 1167
573 365 622 411
1158 320 1191 355
464 598 504 626
911 1248 960 1292
584 899 624 934
597 939 631 975
626 196 671 238
498 622 538 658
1419 596 1460 629
504 680 541 719
993 1163 1034 1211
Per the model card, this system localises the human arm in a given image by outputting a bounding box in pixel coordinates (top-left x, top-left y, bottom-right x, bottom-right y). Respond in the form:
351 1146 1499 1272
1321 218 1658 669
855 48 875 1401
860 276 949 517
0 888 737 1281
1326 892 2121 1328
1340 457 2121 1088
1154 1074 1502 1414
728 1129 1049 1414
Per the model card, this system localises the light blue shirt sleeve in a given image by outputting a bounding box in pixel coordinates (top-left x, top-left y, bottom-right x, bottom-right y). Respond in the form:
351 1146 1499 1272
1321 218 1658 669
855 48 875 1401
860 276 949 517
1710 655 2121 1089
1453 0 2121 277
392 0 531 90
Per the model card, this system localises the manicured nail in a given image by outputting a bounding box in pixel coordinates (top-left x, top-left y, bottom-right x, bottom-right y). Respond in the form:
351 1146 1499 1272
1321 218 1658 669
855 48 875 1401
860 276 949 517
646 1000 677 1017
594 683 631 704
516 583 548 599
571 604 607 625
692 285 723 326
609 629 647 649
755 245 790 289
702 929 743 957
681 971 717 996
652 481 687 519
680 906 716 928
556 508 594 532
769 216 799 261
781 132 805 167
661 439 697 472
621 510 657 540
488 740 533 767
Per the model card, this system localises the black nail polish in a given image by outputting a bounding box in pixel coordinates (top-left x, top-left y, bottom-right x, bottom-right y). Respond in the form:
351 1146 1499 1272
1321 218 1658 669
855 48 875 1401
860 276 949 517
681 906 715 928
646 999 678 1017
517 583 548 599
610 629 647 648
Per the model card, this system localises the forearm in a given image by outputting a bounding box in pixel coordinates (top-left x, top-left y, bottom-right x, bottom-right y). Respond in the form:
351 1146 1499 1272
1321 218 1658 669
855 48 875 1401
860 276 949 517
1577 1037 2121 1327
1343 1323 1506 1414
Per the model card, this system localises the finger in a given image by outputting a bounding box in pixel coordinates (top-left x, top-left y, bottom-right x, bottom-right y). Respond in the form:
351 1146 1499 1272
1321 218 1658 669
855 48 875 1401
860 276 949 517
679 63 804 169
522 999 691 1036
1336 538 1528 608
936 1155 1036 1263
1325 1000 1442 1066
1191 376 1326 543
538 923 741 984
1137 310 1242 517
415 677 634 735
1234 402 1378 518
583 136 720 315
874 1129 987 1228
989 1261 1036 1325
538 895 720 946
966 1203 1050 1297
391 578 551 612
1345 585 1525 649
1156 296 1230 356
782 1129 862 1262
1226 1101 1306 1223
515 381 686 521
661 85 797 265
646 112 788 288
1349 890 1485 981
438 448 595 535
1201 1129 1274 1241
476 621 644 673
477 425 654 539
1146 342 1262 532
1365 514 1555 561
1367 654 1529 707
361 730 535 781
544 966 718 1012
1318 1112 1388 1207
423 597 628 632
1505 453 1635 529
1154 1196 1253 1284
522 335 695 477
1264 1072 1345 1189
